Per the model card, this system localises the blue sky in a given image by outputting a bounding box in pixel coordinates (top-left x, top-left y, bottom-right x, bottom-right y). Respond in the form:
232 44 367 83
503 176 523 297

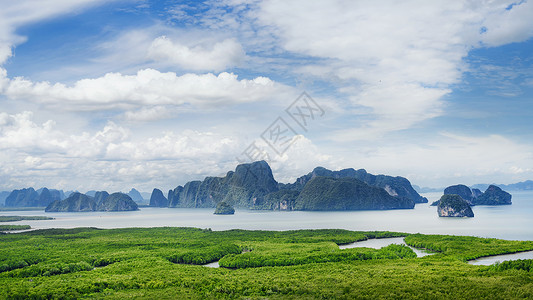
0 0 533 193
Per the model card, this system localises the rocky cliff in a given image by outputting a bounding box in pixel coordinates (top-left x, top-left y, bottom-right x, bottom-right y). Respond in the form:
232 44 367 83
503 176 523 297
293 176 415 211
281 167 427 204
437 194 474 217
474 185 512 205
444 184 475 204
5 188 40 207
168 161 278 208
150 188 168 207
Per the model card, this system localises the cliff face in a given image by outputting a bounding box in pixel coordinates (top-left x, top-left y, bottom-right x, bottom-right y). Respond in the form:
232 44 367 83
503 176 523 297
168 161 278 208
293 176 415 211
474 185 512 205
437 194 474 217
5 188 40 207
45 192 97 212
37 188 62 207
98 193 138 211
444 185 475 204
164 161 423 211
149 188 168 207
282 167 427 204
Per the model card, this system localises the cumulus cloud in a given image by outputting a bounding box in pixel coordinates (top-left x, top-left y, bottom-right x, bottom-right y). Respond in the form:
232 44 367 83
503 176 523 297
252 0 533 139
2 69 289 111
339 132 533 187
147 36 245 71
0 111 336 191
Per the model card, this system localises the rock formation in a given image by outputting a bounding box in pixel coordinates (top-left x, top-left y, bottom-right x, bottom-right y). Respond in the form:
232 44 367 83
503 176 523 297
149 188 168 207
5 188 40 207
293 176 415 211
45 192 138 212
437 194 474 217
214 201 235 215
474 185 512 205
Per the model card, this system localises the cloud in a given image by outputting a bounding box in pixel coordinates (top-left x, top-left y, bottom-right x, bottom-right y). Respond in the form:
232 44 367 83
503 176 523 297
480 0 533 46
0 111 245 191
147 36 245 71
337 131 533 187
0 110 336 191
251 0 533 139
2 69 290 111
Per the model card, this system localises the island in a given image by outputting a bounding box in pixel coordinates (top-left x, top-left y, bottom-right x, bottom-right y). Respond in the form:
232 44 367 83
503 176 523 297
45 192 138 212
165 160 425 211
474 185 512 205
214 201 235 215
432 184 512 206
437 194 474 217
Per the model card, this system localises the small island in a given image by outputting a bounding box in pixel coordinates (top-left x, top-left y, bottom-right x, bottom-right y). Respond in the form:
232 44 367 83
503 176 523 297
475 185 512 205
214 202 235 215
437 194 474 217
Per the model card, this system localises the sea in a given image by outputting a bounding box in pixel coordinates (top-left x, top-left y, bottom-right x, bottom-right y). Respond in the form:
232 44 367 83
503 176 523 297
2 191 533 241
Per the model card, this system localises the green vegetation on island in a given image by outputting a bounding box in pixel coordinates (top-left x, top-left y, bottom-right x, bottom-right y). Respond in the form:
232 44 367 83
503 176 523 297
293 176 415 210
2 227 533 299
213 202 235 215
437 194 474 217
433 184 513 206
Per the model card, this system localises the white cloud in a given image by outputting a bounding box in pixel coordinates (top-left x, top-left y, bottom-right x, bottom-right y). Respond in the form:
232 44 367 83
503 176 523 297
0 111 246 191
147 36 245 71
252 0 533 139
2 69 290 111
0 110 336 191
338 132 533 187
480 0 533 46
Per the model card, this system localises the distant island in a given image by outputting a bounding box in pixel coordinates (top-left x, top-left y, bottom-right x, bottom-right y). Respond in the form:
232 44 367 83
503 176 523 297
45 192 138 212
431 184 512 206
151 160 425 211
0 187 148 208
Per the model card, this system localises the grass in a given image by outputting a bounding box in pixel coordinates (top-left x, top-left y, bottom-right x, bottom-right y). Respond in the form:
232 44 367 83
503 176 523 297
1 227 533 299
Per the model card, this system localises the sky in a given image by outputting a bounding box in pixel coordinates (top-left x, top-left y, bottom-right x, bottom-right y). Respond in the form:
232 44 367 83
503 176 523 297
0 0 533 193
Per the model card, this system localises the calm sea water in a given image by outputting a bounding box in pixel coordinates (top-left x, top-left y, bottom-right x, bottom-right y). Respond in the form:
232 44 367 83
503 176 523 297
2 191 533 241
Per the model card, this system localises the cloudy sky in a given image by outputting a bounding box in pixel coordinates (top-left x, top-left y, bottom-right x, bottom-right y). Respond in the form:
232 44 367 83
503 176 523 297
1 0 532 193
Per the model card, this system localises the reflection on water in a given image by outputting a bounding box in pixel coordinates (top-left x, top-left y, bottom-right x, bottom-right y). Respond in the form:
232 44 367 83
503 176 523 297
469 251 533 265
339 237 434 257
1 191 532 240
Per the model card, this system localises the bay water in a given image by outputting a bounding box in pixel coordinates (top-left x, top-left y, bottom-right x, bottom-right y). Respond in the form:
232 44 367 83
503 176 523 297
2 191 532 241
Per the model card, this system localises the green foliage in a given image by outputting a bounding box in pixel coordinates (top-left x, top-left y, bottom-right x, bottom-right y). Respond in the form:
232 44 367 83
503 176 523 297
294 176 414 210
405 234 533 261
0 224 30 230
490 259 533 272
167 243 241 264
219 243 416 268
0 216 54 222
1 228 533 299
213 201 235 215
